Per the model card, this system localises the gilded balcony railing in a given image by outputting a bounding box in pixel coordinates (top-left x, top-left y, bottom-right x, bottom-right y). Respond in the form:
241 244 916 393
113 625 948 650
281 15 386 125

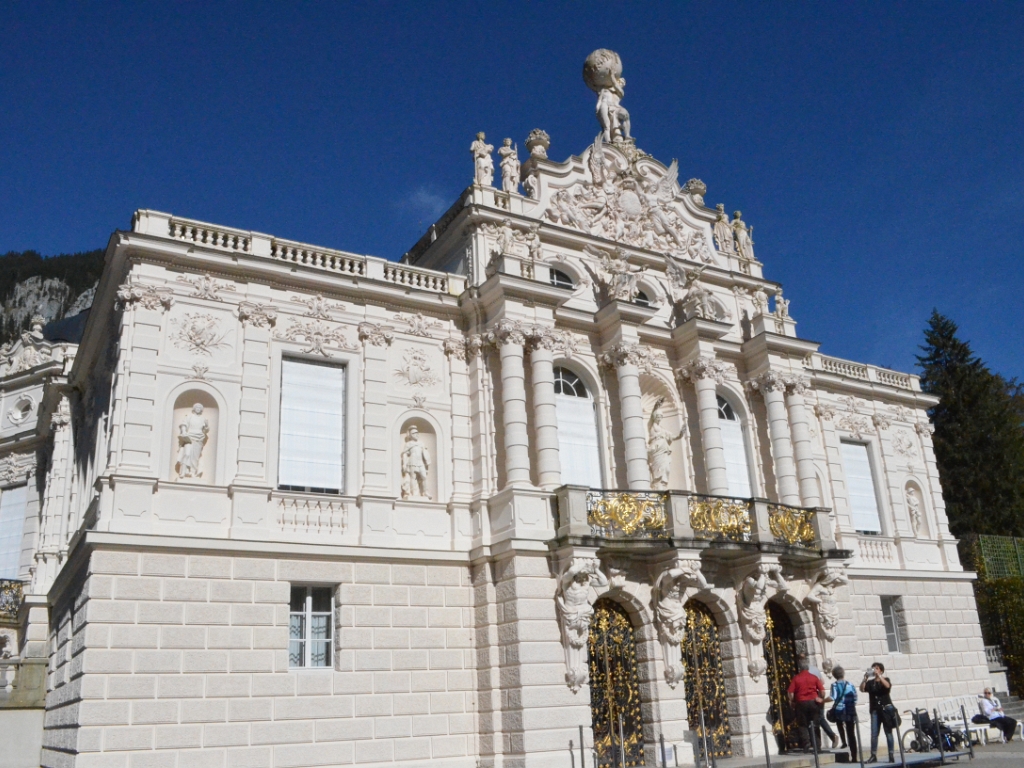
767 504 817 548
586 490 670 539
689 496 753 543
0 580 23 621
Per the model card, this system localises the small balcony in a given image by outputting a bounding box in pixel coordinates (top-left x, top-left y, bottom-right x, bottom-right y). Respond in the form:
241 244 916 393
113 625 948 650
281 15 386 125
554 487 838 555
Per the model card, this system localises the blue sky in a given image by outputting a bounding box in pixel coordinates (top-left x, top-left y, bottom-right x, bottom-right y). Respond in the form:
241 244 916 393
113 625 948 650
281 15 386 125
1 2 1021 380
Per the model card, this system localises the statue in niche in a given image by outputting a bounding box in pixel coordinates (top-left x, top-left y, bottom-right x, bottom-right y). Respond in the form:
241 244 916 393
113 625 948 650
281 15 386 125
470 132 494 187
646 398 684 490
176 403 209 479
732 211 754 260
905 486 922 536
583 49 631 143
400 426 432 500
498 139 520 195
714 204 734 253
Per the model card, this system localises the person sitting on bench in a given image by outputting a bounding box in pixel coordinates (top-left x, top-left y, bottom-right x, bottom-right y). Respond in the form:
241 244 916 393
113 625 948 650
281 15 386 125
979 688 1017 743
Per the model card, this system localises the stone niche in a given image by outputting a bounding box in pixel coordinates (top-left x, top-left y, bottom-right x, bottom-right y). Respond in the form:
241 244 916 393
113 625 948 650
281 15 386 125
396 416 438 502
170 390 218 485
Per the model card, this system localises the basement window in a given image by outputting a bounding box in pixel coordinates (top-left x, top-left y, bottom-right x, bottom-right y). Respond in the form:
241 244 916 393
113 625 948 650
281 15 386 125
289 586 333 668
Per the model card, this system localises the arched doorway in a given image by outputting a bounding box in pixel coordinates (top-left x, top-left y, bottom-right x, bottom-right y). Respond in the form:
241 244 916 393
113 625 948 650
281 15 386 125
683 601 732 759
764 601 800 752
588 599 644 767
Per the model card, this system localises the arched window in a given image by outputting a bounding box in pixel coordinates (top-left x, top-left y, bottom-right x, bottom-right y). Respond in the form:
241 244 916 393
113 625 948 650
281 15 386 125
717 395 752 498
634 290 652 308
549 268 575 290
554 367 603 488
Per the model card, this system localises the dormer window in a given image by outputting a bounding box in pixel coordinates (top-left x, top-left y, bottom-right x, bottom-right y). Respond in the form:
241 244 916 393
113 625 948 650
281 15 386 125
549 269 575 290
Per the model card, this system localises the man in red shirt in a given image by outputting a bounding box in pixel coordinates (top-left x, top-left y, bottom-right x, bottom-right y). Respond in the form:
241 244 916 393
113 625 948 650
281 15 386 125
788 659 825 753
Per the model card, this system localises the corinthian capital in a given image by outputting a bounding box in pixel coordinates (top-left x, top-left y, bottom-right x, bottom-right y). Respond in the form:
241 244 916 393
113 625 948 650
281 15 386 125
486 318 528 347
598 342 654 374
675 356 725 385
527 327 578 358
748 370 788 394
785 375 811 395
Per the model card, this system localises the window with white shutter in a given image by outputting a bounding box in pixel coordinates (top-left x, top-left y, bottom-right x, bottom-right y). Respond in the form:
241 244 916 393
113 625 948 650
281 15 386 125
0 485 28 579
554 367 603 488
717 396 752 498
278 359 346 494
840 441 882 533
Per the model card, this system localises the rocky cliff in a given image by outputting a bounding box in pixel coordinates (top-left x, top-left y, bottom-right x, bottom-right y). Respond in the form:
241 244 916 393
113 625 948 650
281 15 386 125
0 249 104 344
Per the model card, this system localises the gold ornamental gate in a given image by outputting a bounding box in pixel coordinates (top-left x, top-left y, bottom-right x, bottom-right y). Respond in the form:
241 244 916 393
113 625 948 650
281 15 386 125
763 601 800 752
682 601 732 759
588 599 645 767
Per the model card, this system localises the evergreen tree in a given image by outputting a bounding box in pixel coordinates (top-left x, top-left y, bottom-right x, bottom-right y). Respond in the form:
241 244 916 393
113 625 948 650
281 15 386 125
917 311 1024 536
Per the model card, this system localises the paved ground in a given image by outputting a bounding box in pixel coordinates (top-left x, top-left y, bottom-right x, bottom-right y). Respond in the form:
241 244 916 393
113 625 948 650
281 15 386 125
957 738 1024 764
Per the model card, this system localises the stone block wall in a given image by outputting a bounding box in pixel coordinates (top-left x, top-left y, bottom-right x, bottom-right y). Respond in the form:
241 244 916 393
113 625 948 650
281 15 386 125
41 548 477 768
843 575 990 708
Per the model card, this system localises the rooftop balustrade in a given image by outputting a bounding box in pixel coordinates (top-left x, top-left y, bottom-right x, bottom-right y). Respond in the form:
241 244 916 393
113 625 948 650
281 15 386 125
557 487 834 553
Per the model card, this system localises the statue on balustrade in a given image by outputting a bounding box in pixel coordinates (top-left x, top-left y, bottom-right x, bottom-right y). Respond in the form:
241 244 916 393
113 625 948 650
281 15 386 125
713 204 735 253
732 211 754 260
498 138 520 195
470 132 494 187
647 398 684 490
176 403 209 480
401 426 432 500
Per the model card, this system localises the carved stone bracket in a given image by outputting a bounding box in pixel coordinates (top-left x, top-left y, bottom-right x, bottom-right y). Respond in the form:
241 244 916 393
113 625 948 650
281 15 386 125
485 318 528 347
237 302 277 329
652 558 708 687
555 557 608 692
527 327 578 358
116 280 173 312
357 322 395 347
50 396 71 431
675 356 726 386
598 342 654 374
785 375 811 396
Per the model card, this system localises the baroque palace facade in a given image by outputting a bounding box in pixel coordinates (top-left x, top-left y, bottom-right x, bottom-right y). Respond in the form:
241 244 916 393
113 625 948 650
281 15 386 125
0 50 990 768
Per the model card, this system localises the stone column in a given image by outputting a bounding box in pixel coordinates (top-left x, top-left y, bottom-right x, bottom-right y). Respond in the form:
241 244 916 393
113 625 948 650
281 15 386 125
599 342 651 490
528 330 563 490
490 319 532 488
785 376 820 507
751 371 801 505
676 357 730 496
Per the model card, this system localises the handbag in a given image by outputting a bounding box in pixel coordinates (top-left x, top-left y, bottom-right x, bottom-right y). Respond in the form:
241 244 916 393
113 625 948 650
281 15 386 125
881 703 901 729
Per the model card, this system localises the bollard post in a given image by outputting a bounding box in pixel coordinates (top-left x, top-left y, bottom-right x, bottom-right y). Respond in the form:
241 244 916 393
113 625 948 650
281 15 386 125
580 725 586 768
933 708 945 765
960 705 974 760
856 714 865 768
762 725 772 768
810 723 820 768
619 713 626 768
896 715 907 768
660 733 666 768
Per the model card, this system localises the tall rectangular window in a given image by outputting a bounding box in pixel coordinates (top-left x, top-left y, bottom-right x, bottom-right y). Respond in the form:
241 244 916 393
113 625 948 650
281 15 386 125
289 586 333 668
0 485 28 579
840 441 882 533
880 595 904 653
278 359 345 494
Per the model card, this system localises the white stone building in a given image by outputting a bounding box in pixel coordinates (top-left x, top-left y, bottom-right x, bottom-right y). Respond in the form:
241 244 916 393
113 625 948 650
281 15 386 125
0 50 991 768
